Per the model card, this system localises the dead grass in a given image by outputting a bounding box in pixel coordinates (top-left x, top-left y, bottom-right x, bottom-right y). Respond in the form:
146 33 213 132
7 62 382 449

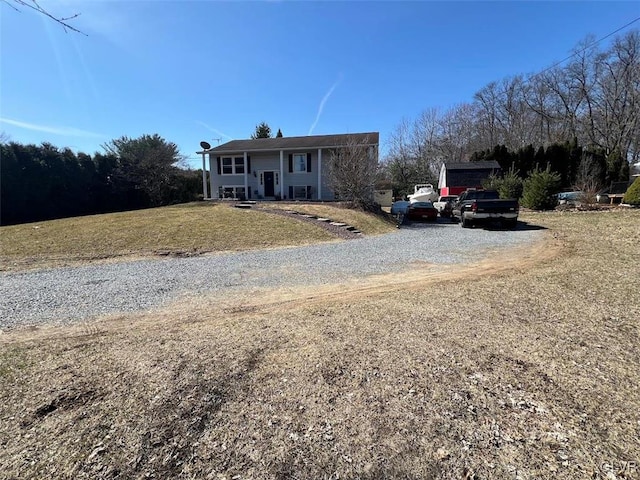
0 202 392 272
267 202 398 235
1 209 639 479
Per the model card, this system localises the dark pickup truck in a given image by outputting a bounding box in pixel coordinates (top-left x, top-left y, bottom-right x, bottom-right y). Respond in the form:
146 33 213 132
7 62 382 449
451 189 519 229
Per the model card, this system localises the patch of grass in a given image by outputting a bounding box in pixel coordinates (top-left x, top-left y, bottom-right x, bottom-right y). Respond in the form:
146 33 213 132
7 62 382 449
0 346 30 380
0 202 339 271
1 209 639 479
268 202 397 235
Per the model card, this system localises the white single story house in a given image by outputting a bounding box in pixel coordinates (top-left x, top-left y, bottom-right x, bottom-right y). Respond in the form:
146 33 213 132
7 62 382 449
196 132 379 201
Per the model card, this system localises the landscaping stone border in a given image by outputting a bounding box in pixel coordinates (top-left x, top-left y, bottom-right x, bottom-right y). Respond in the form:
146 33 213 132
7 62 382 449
237 203 363 240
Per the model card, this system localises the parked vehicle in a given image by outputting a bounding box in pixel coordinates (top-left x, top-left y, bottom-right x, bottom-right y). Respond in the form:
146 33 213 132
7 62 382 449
390 200 410 216
407 184 438 203
406 201 438 222
451 189 519 229
433 195 458 218
556 191 584 205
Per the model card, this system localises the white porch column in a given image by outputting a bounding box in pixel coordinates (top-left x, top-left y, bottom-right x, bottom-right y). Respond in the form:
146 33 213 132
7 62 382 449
208 155 215 199
243 152 248 199
279 150 284 199
317 148 322 200
201 152 208 199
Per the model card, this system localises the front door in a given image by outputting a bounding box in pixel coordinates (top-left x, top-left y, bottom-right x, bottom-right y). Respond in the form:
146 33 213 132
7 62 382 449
264 171 275 197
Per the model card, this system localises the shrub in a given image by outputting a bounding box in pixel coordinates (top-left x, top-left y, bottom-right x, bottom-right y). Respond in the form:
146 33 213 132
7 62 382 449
574 177 600 206
498 169 524 199
521 168 562 210
482 173 501 191
482 169 523 199
623 177 640 205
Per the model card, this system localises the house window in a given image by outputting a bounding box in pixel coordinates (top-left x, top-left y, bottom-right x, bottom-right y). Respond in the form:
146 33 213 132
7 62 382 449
293 185 308 199
293 153 307 173
221 156 245 175
219 186 246 199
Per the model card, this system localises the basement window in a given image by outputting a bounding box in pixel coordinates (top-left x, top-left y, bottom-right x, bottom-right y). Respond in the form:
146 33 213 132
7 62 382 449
293 185 309 200
220 186 246 199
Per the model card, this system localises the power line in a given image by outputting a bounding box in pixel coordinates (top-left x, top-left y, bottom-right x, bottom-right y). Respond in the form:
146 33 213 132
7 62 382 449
530 16 640 80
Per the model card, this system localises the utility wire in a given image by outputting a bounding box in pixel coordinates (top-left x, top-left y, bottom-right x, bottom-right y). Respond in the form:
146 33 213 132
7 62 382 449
529 16 640 80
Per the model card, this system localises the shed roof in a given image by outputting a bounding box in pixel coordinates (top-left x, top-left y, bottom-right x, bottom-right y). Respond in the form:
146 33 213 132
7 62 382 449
609 181 630 194
444 161 501 170
197 132 379 154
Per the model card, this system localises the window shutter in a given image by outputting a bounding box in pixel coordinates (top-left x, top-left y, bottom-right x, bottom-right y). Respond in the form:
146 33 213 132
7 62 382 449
216 157 221 175
288 154 293 173
307 186 312 199
288 186 293 199
247 156 251 173
307 153 312 172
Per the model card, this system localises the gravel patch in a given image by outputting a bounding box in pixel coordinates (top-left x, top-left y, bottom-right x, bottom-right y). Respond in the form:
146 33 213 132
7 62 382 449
0 222 542 328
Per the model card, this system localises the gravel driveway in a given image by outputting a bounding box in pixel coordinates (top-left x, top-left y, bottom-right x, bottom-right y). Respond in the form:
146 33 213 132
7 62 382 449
0 223 542 328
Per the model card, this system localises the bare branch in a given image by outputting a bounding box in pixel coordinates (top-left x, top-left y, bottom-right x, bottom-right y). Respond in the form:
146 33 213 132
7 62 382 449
4 0 86 35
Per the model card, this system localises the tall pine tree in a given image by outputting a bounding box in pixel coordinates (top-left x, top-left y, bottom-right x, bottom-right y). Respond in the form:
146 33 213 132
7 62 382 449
251 122 272 139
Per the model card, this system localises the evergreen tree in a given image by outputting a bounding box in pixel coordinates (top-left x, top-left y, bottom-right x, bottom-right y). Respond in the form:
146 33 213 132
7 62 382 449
102 134 187 207
623 177 640 205
546 143 570 188
276 128 283 138
484 144 512 171
606 148 624 184
498 168 524 199
0 137 201 225
515 144 536 178
470 148 489 161
534 146 547 171
565 137 582 187
521 167 562 210
482 167 523 199
251 122 272 139
619 157 630 182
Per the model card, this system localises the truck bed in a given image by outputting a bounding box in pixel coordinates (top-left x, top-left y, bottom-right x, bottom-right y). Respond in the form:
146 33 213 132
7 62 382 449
451 190 519 228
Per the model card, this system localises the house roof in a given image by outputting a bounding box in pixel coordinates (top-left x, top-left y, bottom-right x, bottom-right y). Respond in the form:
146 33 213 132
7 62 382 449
444 161 501 170
198 132 379 154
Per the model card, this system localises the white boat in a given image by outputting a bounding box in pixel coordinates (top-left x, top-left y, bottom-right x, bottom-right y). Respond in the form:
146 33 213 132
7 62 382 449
408 184 438 203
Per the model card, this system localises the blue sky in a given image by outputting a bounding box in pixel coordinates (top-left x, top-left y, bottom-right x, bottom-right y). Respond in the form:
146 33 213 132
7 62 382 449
1 1 639 169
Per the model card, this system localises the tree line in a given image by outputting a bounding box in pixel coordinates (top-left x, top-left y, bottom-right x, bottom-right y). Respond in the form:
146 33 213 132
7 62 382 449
471 139 629 189
384 30 639 197
1 134 202 226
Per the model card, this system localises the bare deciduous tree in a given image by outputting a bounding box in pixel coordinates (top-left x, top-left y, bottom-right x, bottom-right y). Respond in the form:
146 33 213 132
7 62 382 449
326 135 379 209
385 119 418 196
386 29 640 190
